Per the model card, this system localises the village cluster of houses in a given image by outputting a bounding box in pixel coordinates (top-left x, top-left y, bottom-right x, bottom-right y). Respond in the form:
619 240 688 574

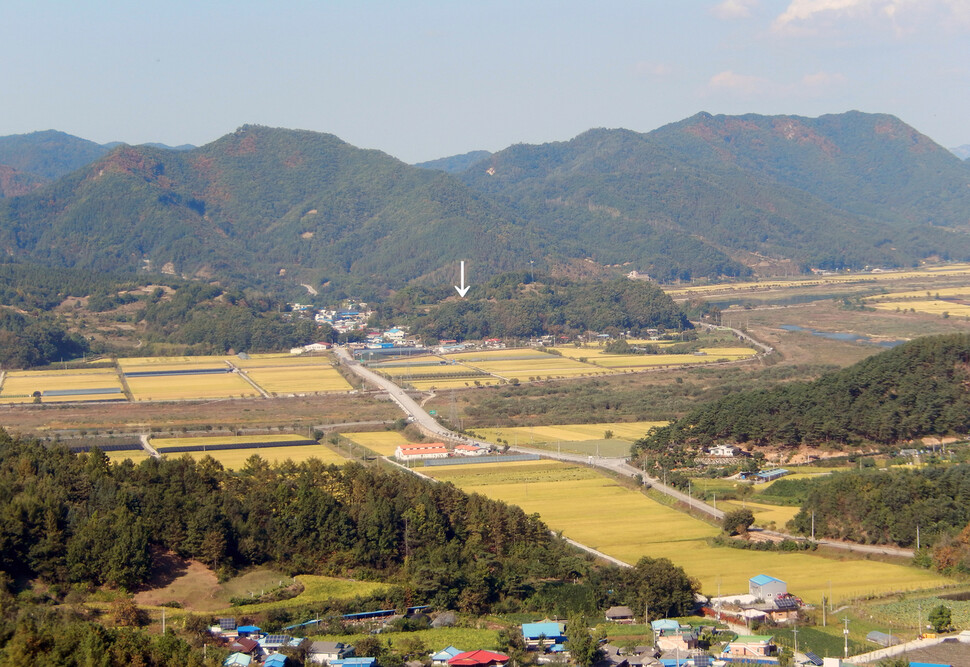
211 574 810 667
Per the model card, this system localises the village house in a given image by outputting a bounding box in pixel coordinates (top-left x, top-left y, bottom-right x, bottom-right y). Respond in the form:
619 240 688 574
724 635 776 660
521 621 567 648
223 653 252 667
454 443 488 456
446 650 510 667
308 641 355 664
430 646 463 667
749 575 786 601
395 444 450 461
649 619 701 653
605 606 636 624
708 444 740 457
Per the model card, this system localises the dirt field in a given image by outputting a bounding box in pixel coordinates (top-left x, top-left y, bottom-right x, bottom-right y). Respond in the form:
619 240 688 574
0 393 400 437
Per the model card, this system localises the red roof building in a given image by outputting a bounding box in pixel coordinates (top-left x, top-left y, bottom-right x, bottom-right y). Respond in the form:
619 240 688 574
447 650 510 667
395 444 449 461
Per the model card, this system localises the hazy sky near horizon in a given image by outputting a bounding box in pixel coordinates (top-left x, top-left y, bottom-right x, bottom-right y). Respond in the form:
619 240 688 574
2 0 969 163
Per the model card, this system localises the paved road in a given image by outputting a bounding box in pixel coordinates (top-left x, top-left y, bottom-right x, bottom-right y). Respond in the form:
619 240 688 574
335 347 913 559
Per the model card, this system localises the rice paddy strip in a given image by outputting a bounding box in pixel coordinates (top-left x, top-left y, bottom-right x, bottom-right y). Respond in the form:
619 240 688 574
872 300 970 317
244 366 353 393
0 369 126 404
423 461 951 604
150 434 313 449
340 431 419 456
167 444 348 469
470 421 668 445
125 372 255 401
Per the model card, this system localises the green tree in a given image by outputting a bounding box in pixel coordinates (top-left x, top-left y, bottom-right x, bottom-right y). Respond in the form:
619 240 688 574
722 508 756 536
928 604 952 633
566 616 601 667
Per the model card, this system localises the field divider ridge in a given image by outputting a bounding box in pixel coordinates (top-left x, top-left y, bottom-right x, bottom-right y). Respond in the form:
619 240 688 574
227 360 270 398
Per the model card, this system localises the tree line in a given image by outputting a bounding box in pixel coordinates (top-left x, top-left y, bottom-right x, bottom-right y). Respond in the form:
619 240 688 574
373 273 692 342
634 334 970 455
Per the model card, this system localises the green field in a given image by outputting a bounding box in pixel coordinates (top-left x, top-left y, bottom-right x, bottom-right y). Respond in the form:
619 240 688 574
211 574 391 614
424 462 951 605
309 627 501 652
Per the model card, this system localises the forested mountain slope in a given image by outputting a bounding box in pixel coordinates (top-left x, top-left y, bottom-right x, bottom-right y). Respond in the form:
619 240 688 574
460 112 970 274
0 126 533 295
635 333 970 452
1 113 969 295
0 130 110 181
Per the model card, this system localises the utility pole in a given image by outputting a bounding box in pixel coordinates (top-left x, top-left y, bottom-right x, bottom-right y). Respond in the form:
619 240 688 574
917 524 921 550
843 616 850 659
812 511 815 541
793 624 798 658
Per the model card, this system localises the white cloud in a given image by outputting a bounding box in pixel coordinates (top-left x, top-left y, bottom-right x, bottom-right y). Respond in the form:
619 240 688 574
711 0 759 19
705 70 848 97
708 70 770 95
773 0 970 33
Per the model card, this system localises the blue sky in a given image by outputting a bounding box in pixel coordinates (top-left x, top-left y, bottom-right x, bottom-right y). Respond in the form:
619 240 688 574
2 0 968 162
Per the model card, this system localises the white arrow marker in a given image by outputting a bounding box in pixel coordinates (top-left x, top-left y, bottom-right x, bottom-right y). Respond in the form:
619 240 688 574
455 260 470 297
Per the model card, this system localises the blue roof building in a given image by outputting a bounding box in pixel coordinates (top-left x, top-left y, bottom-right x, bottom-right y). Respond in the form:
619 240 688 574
331 658 377 667
431 646 464 665
521 622 566 646
224 654 252 667
749 574 787 601
263 655 288 667
651 619 681 633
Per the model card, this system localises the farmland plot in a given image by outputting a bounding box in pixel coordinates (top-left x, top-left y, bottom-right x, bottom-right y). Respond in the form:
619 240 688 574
0 368 125 404
424 461 951 605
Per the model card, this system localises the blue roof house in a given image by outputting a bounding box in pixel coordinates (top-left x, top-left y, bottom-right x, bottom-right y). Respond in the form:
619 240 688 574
521 622 566 647
749 575 787 601
331 658 377 667
224 654 252 667
431 646 464 666
263 655 288 667
650 619 681 634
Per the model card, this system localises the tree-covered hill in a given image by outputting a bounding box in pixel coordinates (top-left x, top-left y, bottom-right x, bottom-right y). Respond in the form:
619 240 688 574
0 126 534 296
2 113 970 295
0 129 111 181
634 334 970 455
375 273 691 341
460 113 970 274
414 149 492 173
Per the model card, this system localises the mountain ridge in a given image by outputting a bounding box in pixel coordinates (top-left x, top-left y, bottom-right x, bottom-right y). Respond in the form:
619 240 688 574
1 112 968 296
